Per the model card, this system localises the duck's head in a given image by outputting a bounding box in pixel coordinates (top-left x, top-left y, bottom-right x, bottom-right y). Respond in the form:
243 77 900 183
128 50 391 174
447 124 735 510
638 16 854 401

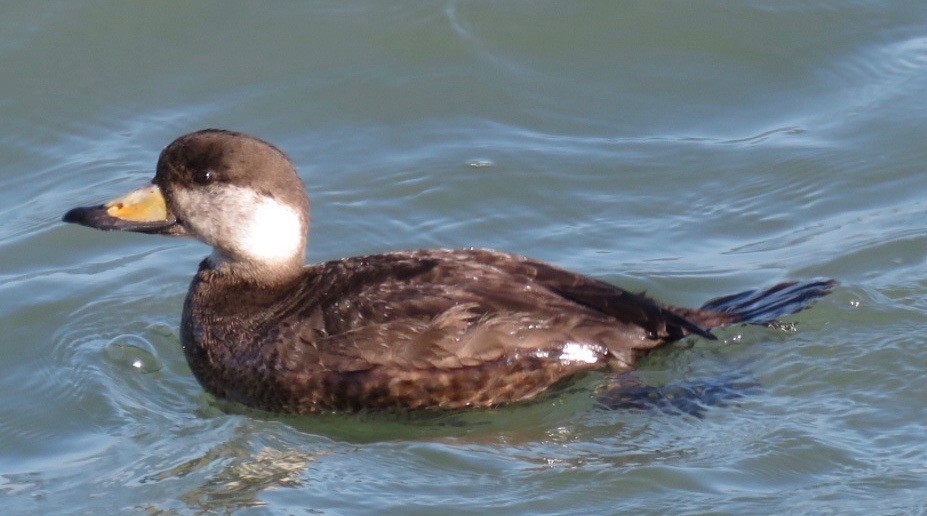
63 129 310 280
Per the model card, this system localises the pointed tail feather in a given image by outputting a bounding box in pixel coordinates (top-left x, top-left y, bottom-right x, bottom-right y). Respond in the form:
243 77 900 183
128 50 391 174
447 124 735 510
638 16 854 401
697 279 836 327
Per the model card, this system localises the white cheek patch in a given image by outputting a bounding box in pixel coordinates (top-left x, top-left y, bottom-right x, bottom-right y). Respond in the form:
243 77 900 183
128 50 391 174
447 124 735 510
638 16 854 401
239 197 304 263
172 185 304 265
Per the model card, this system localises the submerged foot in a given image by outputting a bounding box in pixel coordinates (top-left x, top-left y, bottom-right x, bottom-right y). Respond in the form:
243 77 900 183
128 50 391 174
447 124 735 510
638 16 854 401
596 373 761 417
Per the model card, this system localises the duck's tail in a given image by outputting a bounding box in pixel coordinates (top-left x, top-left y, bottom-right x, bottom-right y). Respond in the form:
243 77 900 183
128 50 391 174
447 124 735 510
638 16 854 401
674 279 837 330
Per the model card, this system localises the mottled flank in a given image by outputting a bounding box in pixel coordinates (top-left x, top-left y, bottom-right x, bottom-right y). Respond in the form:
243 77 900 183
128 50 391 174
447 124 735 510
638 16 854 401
64 129 836 414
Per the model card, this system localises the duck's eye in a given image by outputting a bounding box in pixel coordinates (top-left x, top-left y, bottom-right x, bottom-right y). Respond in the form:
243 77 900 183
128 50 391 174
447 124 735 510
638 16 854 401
193 169 214 185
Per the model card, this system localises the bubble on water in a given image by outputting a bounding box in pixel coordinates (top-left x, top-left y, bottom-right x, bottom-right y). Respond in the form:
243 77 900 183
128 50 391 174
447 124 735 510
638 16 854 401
723 334 743 344
103 334 162 373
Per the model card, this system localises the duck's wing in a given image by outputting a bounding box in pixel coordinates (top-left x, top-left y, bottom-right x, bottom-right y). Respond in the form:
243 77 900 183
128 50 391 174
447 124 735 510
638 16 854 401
273 249 712 374
470 250 715 340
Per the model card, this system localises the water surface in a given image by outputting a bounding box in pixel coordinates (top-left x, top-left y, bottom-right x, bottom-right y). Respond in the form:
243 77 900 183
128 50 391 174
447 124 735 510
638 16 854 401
2 1 927 513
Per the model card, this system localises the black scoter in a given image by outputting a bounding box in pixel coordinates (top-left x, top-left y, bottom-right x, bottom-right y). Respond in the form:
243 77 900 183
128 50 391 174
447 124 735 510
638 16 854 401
63 129 834 413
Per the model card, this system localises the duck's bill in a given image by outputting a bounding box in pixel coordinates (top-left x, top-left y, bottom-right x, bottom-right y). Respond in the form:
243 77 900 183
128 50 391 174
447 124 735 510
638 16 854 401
62 183 187 235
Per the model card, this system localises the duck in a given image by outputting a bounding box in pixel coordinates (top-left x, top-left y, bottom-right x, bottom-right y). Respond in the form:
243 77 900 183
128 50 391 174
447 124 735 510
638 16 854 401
63 129 834 414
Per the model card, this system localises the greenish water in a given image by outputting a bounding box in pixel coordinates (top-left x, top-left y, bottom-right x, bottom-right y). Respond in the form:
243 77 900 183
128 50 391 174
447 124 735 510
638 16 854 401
2 1 927 513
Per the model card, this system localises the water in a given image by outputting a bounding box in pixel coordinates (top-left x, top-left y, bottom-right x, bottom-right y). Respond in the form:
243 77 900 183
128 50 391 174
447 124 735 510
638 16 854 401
2 1 926 513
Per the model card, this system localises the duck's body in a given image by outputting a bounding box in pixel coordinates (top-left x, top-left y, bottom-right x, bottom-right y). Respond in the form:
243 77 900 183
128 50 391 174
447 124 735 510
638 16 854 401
64 129 834 414
183 247 716 413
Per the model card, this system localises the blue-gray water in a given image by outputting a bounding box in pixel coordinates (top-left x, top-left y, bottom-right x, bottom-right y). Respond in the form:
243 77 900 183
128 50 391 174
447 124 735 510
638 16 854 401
2 1 927 514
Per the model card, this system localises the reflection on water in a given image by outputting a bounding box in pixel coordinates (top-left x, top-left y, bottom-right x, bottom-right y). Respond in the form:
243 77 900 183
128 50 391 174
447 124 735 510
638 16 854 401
2 0 927 513
144 439 315 513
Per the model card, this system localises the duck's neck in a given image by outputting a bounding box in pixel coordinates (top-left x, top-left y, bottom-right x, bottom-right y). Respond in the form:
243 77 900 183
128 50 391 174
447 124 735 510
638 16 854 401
203 251 306 287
